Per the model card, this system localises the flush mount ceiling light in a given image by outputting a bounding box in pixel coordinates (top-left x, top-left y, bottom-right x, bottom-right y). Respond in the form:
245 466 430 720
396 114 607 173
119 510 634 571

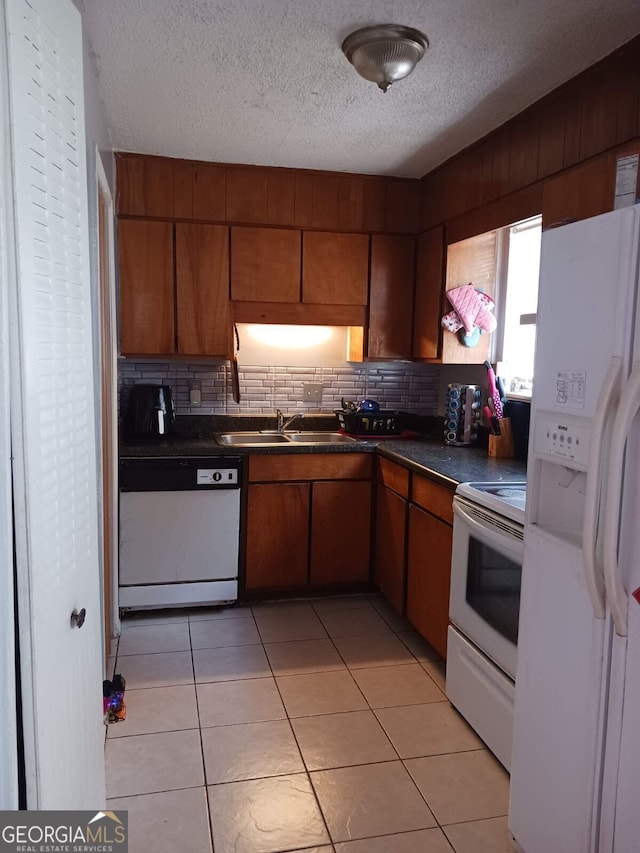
342 24 429 93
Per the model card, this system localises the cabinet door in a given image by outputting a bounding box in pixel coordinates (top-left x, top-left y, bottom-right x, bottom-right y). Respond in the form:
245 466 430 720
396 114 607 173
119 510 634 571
310 480 371 585
406 504 453 658
374 485 408 614
369 234 415 358
413 226 444 359
245 483 310 590
118 219 174 355
231 226 301 302
116 154 174 217
302 232 369 305
442 230 496 365
176 223 231 357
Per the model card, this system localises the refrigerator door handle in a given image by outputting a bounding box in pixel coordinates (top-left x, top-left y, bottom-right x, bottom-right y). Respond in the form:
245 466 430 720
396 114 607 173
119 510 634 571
582 355 622 620
603 360 640 637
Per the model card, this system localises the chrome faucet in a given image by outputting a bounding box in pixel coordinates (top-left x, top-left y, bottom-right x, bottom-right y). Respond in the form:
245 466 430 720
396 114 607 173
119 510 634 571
277 409 305 433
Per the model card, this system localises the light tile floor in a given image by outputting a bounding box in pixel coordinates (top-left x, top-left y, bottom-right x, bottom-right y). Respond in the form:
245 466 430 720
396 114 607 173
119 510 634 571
106 595 515 853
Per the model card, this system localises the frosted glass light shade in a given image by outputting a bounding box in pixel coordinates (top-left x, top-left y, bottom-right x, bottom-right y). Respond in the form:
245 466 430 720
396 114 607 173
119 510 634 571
342 25 429 92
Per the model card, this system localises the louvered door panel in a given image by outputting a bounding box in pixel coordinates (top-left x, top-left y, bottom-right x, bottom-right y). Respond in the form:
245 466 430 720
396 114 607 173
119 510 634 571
6 0 105 808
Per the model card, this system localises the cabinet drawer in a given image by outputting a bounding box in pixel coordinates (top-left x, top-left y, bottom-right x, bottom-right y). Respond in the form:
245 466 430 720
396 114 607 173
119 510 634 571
249 452 372 483
376 457 410 498
411 474 454 525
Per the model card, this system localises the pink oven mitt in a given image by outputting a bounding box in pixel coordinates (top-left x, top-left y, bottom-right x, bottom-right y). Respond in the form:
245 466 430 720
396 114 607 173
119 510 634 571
446 284 497 335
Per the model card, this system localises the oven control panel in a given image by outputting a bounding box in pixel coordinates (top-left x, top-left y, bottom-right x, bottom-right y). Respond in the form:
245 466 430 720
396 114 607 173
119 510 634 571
532 412 590 468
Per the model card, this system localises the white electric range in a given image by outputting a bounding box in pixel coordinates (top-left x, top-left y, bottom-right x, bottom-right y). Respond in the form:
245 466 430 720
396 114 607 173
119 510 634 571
447 480 526 771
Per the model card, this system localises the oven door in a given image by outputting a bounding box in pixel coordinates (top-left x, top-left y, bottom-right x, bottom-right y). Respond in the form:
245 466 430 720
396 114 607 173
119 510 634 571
450 495 523 679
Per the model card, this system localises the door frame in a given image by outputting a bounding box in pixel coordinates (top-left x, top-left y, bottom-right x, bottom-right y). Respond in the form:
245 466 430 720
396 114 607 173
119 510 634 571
95 146 121 656
0 2 19 810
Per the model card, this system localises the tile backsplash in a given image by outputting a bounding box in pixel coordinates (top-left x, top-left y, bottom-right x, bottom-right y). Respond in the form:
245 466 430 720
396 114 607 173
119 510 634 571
119 361 440 417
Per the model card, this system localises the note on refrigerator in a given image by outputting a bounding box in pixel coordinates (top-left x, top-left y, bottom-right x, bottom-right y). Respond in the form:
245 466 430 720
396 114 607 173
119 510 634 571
614 154 639 210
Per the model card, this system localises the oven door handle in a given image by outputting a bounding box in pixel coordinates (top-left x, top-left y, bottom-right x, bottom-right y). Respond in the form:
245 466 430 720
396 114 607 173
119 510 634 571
453 501 523 557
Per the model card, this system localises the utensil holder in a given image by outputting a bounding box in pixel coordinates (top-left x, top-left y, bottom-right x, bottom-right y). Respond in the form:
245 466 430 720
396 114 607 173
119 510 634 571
488 417 516 458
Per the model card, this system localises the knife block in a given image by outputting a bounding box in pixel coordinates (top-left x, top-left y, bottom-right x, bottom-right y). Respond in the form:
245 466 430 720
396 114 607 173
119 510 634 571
488 417 515 458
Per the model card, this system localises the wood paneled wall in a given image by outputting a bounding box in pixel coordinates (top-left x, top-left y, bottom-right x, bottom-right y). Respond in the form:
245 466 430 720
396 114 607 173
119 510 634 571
117 35 640 247
116 154 420 235
420 35 640 236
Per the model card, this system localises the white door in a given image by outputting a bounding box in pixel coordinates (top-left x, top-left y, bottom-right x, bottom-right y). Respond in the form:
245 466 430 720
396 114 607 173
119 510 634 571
5 0 105 808
0 4 18 810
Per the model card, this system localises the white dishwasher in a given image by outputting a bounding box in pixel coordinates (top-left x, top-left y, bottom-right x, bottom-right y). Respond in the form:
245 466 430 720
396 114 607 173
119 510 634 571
119 457 241 610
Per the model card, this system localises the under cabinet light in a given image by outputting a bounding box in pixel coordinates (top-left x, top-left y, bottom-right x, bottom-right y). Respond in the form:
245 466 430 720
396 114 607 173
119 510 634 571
245 325 333 349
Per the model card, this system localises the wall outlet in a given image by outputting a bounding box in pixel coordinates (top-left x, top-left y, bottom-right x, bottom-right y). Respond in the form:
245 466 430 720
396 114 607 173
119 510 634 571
303 383 323 403
188 380 202 407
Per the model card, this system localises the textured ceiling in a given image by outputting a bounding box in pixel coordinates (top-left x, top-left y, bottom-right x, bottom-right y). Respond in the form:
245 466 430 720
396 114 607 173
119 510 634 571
81 0 640 178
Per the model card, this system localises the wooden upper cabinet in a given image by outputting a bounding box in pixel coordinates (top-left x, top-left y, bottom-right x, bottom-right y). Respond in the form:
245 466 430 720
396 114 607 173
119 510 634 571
118 219 174 355
368 234 415 359
413 226 444 360
116 155 174 217
176 223 231 357
192 162 226 221
302 232 369 305
441 230 496 365
231 227 301 302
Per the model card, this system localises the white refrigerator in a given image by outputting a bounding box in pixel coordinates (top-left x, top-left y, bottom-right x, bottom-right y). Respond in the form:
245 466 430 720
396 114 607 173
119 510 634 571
509 205 640 853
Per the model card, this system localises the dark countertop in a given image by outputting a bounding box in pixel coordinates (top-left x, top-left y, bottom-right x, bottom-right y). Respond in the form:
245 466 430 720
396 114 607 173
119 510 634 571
120 421 527 490
377 440 527 489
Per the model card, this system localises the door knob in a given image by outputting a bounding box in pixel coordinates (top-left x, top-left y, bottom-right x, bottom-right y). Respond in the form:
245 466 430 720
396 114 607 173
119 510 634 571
70 608 86 629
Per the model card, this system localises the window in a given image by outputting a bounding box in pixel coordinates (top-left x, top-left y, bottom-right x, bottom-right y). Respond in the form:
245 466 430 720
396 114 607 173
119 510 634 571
495 215 542 398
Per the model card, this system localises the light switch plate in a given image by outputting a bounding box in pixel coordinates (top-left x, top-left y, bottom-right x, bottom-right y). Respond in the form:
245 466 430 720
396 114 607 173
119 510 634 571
303 383 323 402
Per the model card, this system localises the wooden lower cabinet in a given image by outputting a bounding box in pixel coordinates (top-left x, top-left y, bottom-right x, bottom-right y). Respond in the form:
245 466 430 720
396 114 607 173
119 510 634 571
406 503 453 659
374 485 408 614
244 454 373 594
245 483 310 590
310 480 371 585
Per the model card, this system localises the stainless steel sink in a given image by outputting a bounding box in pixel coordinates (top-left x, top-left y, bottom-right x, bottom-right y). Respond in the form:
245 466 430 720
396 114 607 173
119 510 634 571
216 432 290 446
215 431 356 447
285 432 356 444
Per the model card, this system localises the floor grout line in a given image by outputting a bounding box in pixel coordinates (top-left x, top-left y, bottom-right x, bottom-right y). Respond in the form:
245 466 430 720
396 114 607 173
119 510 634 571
111 598 509 851
188 618 215 853
259 613 335 848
